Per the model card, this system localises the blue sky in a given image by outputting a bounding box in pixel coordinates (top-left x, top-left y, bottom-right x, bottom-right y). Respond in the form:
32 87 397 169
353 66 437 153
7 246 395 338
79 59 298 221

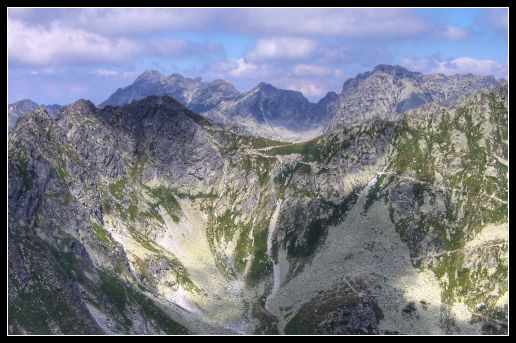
8 8 508 105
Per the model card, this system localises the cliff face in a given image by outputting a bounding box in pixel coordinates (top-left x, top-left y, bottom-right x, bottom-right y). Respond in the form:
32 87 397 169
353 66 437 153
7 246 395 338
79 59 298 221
8 85 508 334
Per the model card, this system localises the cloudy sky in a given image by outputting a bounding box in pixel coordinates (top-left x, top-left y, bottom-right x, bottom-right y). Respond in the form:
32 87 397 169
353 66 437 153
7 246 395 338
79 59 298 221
8 8 508 105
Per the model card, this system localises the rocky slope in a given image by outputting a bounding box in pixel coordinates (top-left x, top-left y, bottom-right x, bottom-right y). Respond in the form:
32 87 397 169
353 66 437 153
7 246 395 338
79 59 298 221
8 99 62 132
8 85 508 334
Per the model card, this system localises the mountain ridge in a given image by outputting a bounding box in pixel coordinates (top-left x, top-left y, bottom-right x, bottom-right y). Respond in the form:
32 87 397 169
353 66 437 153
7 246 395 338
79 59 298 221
99 65 503 140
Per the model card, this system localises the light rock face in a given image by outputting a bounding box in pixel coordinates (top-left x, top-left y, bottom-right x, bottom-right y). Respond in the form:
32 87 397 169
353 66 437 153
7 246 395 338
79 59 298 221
8 99 62 132
327 64 502 131
8 83 507 334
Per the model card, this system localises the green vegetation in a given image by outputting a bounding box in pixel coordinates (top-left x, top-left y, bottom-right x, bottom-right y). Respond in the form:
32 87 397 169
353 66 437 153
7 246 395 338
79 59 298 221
99 270 128 314
431 242 508 312
210 129 289 155
115 202 128 222
247 228 273 286
14 158 31 192
46 127 52 142
286 188 361 259
265 136 331 163
92 222 113 244
284 290 360 334
412 182 428 207
109 179 126 200
363 174 386 213
98 270 189 333
214 210 241 242
127 226 160 253
55 165 69 180
128 154 147 183
128 205 138 221
147 186 182 223
233 224 253 274
9 235 97 334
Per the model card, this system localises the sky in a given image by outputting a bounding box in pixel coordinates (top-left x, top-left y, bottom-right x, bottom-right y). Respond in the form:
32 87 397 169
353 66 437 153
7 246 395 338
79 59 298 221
7 7 508 105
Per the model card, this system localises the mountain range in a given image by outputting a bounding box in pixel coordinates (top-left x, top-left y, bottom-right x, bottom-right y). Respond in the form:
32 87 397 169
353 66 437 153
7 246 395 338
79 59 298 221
8 65 508 335
97 65 503 140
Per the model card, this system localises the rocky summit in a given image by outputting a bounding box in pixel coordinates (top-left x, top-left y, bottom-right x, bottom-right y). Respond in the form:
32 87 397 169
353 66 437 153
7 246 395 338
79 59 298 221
8 66 508 335
8 99 62 132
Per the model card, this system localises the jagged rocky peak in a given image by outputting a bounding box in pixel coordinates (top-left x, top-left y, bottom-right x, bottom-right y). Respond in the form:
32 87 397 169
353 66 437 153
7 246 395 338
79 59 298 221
135 69 167 83
60 99 97 115
255 82 277 92
99 70 240 111
10 99 39 110
8 99 63 132
372 64 422 78
328 64 504 131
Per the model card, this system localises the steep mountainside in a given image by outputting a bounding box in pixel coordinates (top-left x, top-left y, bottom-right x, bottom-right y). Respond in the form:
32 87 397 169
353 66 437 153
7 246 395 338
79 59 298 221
8 85 508 334
327 65 502 131
8 99 62 132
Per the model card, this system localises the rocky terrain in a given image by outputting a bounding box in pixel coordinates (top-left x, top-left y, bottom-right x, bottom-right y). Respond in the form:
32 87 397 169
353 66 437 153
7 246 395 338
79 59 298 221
8 63 509 335
8 99 62 132
98 66 503 143
327 65 503 131
8 72 508 334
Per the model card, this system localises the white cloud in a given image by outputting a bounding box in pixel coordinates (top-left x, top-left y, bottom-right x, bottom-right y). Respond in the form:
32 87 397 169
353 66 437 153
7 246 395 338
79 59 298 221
293 64 341 77
92 69 118 77
286 80 326 98
9 8 432 39
229 58 258 77
246 37 317 62
75 8 213 36
207 58 259 78
440 25 470 40
434 57 507 78
8 19 139 66
8 19 222 67
224 8 430 38
401 56 507 79
146 38 222 57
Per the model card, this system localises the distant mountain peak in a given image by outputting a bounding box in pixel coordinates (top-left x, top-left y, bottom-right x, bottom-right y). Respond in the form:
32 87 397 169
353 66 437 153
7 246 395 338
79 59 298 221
372 64 422 78
329 65 503 131
8 99 63 132
100 70 240 112
12 99 39 107
256 82 277 91
135 70 165 83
